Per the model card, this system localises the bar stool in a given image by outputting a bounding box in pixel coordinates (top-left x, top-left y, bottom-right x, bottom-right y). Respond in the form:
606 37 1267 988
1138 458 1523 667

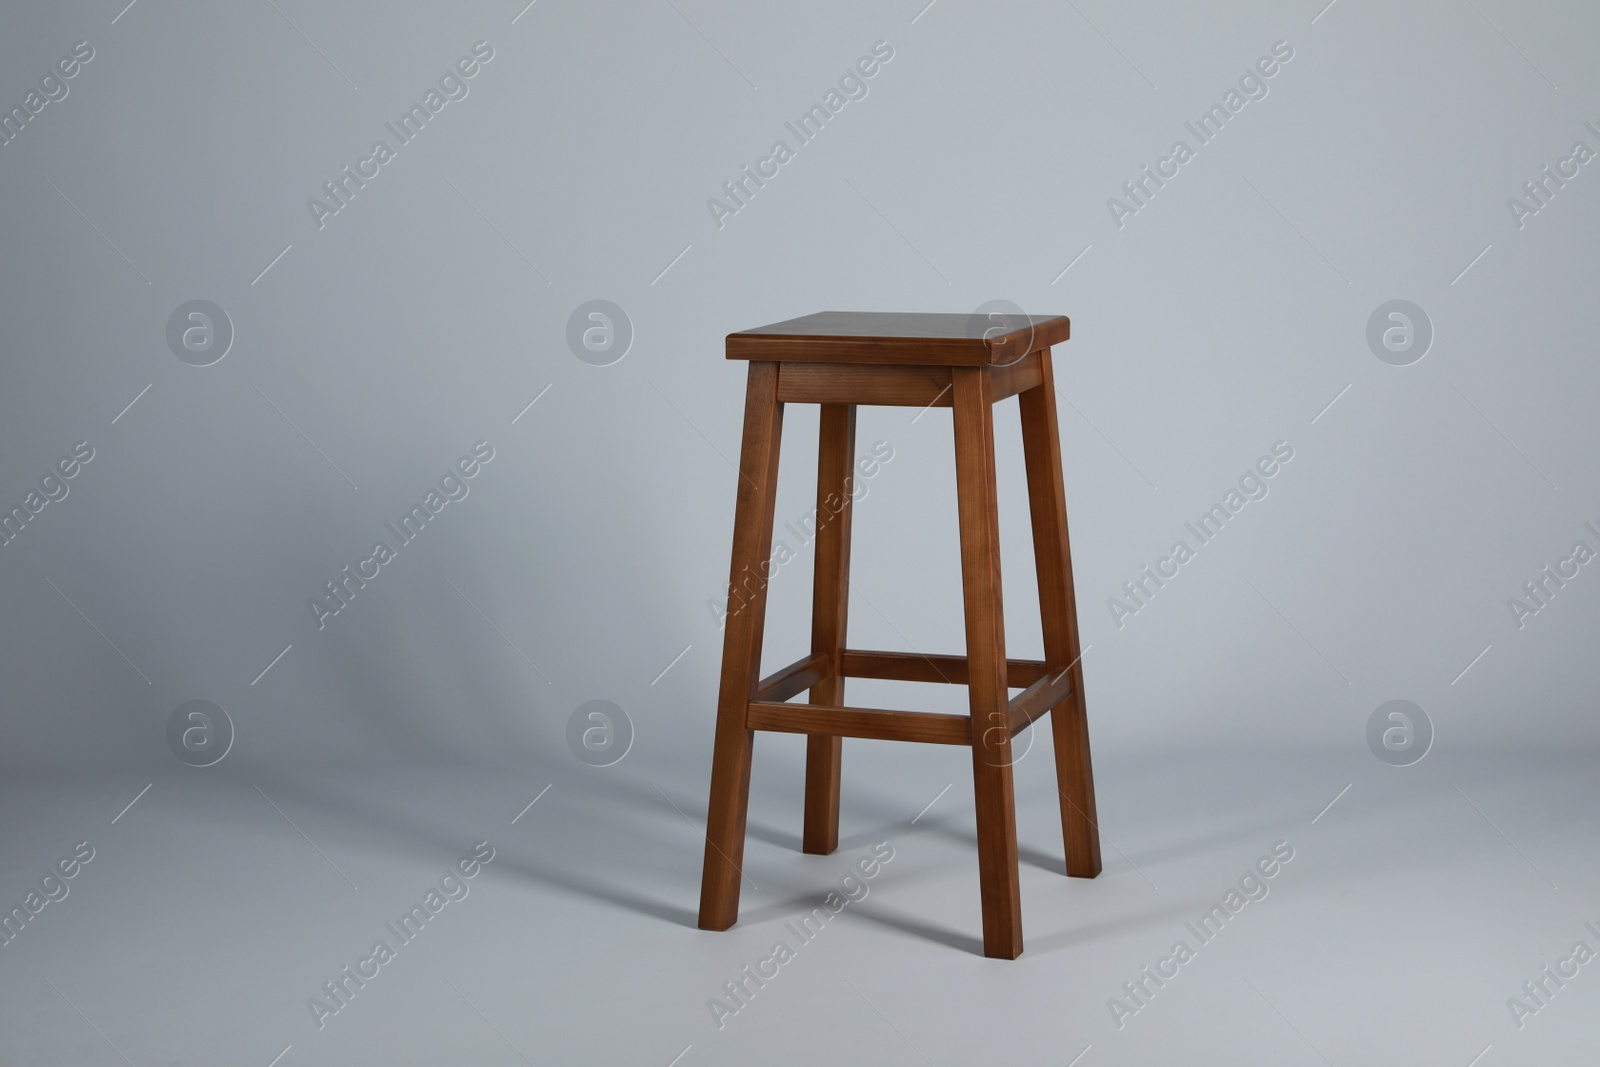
697 311 1100 959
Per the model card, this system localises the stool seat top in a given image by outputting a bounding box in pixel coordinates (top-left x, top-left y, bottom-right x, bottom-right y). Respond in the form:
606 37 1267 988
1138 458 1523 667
727 311 1069 366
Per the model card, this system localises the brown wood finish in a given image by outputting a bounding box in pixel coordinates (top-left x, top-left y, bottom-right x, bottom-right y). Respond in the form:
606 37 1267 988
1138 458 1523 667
951 365 1024 959
777 363 952 408
729 311 1069 367
1018 355 1103 878
699 316 1098 959
698 361 784 932
803 403 855 855
1006 667 1073 737
839 649 1048 688
748 702 970 746
753 652 828 705
987 349 1044 404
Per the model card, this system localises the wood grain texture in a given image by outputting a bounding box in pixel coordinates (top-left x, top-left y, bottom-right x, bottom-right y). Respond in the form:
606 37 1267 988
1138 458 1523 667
1018 351 1102 879
753 652 828 705
987 350 1044 403
777 363 953 408
951 365 1024 959
729 311 1069 367
803 403 856 855
698 362 784 932
748 702 970 746
1007 667 1073 737
839 649 1048 688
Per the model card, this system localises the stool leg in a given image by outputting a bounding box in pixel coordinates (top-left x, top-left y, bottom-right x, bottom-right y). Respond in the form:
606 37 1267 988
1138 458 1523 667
951 367 1023 960
699 361 785 931
1018 352 1102 879
803 403 856 855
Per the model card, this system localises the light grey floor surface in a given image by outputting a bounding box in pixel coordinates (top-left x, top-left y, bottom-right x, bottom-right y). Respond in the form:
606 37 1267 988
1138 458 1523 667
2 743 1596 1065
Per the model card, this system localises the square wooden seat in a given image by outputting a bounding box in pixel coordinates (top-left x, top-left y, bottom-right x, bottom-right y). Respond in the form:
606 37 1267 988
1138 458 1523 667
698 310 1100 959
726 310 1071 365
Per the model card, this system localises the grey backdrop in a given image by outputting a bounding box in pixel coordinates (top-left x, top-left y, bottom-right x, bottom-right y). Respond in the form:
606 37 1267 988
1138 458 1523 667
3 0 1599 1063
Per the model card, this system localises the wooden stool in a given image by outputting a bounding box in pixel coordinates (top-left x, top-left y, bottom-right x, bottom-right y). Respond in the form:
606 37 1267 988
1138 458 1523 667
697 311 1100 959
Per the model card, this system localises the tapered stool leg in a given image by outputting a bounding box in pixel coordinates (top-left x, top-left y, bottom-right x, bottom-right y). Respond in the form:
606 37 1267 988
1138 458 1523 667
1018 352 1102 879
699 362 785 931
951 367 1024 959
803 403 856 855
